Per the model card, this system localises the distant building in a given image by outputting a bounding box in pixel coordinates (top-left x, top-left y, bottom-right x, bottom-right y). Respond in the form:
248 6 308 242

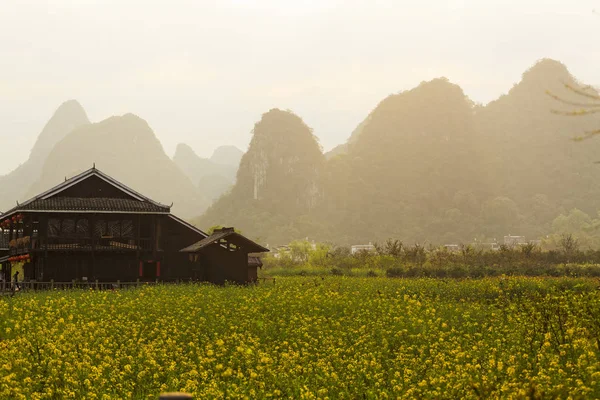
351 243 376 255
504 235 527 247
486 242 501 251
444 244 460 252
272 245 291 259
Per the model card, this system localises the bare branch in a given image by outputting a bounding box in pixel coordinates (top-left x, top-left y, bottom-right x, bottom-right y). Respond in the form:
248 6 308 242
546 90 600 108
551 109 600 116
572 129 600 142
562 82 600 101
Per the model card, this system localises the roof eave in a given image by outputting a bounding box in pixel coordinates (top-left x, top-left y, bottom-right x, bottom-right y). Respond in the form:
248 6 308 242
0 209 170 218
2 168 173 216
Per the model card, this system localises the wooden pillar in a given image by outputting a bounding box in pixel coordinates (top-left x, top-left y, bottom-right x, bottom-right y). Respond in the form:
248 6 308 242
90 214 96 280
136 214 141 260
156 216 162 251
156 261 161 278
139 261 143 277
152 215 157 259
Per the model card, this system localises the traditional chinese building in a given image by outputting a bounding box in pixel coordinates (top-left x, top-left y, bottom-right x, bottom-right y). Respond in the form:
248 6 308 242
0 167 267 285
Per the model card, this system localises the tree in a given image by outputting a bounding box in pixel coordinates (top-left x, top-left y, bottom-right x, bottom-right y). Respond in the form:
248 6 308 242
207 225 242 235
559 233 579 259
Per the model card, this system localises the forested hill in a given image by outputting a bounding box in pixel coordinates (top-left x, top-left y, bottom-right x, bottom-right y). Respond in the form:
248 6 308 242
324 78 490 244
196 109 325 243
196 59 600 247
475 58 600 236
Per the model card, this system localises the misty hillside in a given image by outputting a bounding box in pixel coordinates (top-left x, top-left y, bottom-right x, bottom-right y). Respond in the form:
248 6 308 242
0 100 90 211
173 144 242 201
328 77 490 244
196 109 325 241
196 59 600 246
210 145 243 166
27 114 210 218
476 59 600 216
324 117 368 159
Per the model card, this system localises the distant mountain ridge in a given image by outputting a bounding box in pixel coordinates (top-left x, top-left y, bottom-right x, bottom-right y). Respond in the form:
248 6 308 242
172 144 243 201
210 145 243 166
0 100 90 211
4 58 600 245
197 58 600 246
27 114 209 218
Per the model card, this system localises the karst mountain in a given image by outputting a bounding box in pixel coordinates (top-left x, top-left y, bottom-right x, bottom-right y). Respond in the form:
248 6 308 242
3 58 599 244
0 100 90 211
197 59 600 245
196 109 325 242
173 144 243 201
25 114 209 218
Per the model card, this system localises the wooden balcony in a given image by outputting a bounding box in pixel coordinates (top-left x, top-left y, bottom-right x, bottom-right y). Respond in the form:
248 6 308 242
28 237 158 253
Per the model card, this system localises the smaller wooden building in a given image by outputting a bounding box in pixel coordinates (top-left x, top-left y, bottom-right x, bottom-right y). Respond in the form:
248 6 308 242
180 227 269 284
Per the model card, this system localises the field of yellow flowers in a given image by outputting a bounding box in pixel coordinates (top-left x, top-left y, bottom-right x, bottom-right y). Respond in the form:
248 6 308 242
0 276 598 399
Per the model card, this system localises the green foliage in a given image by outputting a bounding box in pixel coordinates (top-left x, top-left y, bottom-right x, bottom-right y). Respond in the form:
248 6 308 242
206 225 242 235
262 239 600 279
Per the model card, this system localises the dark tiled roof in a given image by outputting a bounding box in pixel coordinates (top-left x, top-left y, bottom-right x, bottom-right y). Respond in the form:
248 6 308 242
1 167 171 217
180 227 269 254
16 197 170 213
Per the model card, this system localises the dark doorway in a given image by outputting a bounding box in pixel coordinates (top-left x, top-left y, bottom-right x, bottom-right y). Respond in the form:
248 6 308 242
141 261 156 281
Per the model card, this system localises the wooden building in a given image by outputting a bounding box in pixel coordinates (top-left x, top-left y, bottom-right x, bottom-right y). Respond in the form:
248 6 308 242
180 228 269 284
0 167 267 285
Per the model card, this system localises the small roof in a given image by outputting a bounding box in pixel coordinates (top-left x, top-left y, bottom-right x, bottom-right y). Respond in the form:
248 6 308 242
180 227 269 254
1 167 171 218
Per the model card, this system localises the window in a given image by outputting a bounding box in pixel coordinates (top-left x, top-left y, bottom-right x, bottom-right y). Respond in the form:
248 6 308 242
121 220 134 238
62 219 75 236
32 220 39 238
48 219 61 237
94 220 107 237
76 219 89 237
0 229 8 248
92 219 134 238
108 221 121 237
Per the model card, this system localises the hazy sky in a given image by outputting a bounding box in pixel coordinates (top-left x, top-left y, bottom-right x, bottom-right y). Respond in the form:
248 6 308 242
1 0 598 175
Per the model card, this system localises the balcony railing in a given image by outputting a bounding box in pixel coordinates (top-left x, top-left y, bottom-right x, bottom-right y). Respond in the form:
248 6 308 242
8 236 31 256
24 237 158 252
